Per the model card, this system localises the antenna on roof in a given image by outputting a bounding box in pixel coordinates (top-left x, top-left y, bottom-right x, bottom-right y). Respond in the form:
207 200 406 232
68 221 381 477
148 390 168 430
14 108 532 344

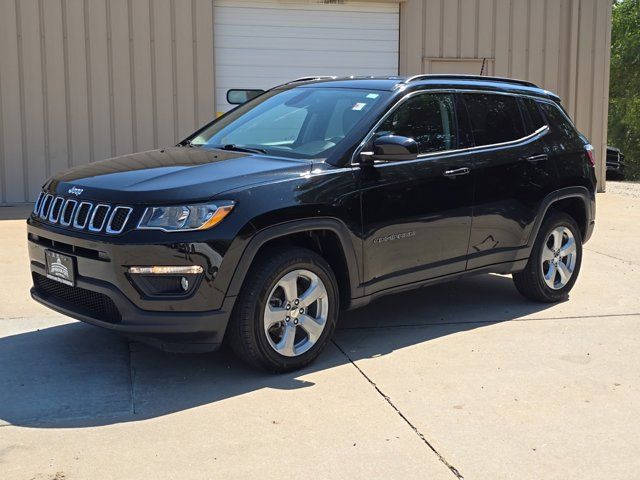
480 58 486 76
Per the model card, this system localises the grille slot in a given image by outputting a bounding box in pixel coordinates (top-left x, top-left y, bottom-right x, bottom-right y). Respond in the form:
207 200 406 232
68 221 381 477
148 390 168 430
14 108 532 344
49 197 64 223
89 204 111 232
60 199 77 226
106 206 132 234
73 202 93 229
34 192 44 214
39 194 53 219
33 273 121 323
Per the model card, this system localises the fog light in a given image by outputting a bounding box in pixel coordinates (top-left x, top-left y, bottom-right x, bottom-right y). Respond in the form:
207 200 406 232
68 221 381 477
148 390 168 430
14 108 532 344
180 276 189 291
128 265 203 275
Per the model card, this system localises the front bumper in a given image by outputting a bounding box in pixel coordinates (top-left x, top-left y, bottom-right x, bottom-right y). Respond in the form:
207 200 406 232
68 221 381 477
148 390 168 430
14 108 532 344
28 221 235 352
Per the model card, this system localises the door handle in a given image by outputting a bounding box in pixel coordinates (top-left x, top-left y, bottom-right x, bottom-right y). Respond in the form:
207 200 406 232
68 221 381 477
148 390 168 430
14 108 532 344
526 154 548 163
443 167 470 178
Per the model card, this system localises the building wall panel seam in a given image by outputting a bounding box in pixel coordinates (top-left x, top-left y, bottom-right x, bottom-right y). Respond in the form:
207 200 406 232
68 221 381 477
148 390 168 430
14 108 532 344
62 0 73 169
83 0 94 163
149 0 158 149
127 0 138 152
106 0 116 158
170 0 179 142
0 72 5 203
15 0 29 199
38 0 50 179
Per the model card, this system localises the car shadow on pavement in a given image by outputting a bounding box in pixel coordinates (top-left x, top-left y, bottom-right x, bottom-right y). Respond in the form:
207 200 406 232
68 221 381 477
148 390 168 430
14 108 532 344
0 273 557 429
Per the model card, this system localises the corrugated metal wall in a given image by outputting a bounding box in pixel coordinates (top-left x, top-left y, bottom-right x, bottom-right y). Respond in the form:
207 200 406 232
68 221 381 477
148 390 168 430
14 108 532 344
400 0 612 190
0 0 215 204
0 0 612 203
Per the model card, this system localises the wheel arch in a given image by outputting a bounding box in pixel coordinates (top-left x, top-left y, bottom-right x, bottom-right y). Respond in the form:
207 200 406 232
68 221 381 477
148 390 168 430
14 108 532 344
528 187 594 246
225 218 363 308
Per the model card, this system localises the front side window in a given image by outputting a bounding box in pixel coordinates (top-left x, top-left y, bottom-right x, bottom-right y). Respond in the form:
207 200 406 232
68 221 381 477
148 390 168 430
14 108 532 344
375 93 457 155
462 93 526 146
192 88 390 159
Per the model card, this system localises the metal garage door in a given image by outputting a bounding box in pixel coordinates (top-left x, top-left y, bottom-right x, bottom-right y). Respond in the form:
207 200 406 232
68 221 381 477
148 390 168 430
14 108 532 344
214 0 399 112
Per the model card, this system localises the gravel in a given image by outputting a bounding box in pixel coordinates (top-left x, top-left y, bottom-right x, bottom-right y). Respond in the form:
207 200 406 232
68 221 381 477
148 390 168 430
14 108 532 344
606 181 640 198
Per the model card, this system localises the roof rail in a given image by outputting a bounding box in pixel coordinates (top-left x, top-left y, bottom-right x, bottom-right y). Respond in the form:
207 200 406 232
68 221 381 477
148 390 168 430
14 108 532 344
286 76 338 84
403 74 538 88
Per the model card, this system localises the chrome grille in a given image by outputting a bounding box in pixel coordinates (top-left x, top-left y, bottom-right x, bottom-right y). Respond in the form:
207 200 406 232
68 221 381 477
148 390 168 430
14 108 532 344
33 192 44 213
74 202 92 229
33 191 133 235
60 199 77 226
89 204 110 232
49 197 64 223
39 194 53 219
106 206 133 234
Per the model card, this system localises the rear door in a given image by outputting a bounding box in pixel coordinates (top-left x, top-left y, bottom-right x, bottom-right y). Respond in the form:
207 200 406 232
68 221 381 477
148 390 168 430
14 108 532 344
460 92 557 269
358 92 474 293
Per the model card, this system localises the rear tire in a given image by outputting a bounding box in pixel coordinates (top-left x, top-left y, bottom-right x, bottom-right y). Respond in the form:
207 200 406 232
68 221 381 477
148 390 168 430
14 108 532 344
513 212 583 303
227 246 339 372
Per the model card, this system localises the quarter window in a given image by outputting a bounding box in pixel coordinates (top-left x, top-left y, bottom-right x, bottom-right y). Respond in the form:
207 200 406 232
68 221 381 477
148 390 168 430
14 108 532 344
537 101 580 144
376 93 457 155
522 98 546 133
462 93 526 146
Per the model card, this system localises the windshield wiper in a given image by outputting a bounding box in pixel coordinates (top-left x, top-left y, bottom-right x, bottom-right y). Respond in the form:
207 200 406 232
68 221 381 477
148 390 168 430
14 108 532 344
217 144 267 155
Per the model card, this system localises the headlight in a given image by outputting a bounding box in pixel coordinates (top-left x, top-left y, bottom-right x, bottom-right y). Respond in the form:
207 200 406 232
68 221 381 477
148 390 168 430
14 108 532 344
137 201 234 232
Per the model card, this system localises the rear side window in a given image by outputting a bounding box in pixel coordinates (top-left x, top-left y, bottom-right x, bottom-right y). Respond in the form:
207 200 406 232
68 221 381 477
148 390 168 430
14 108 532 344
522 98 546 132
376 93 457 154
462 93 526 146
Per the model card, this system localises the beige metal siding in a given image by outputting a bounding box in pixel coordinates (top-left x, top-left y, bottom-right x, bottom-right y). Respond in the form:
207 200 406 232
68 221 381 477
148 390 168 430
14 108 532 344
400 0 612 191
0 0 613 203
0 0 216 204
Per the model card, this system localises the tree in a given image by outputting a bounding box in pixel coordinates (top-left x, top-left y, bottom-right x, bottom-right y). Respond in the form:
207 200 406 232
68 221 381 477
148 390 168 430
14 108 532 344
608 0 640 180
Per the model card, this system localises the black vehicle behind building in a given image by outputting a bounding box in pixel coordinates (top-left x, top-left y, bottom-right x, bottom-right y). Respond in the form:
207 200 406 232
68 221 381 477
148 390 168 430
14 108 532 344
606 146 626 180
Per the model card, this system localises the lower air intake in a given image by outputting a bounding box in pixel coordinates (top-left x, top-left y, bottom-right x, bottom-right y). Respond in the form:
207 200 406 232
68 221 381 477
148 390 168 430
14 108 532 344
33 273 121 324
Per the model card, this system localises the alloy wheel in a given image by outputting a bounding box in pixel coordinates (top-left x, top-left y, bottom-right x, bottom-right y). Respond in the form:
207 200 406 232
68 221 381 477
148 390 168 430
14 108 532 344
263 269 329 357
540 226 577 290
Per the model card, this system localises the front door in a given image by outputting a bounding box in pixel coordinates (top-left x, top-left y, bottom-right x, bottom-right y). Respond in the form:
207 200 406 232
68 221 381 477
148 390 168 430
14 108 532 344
358 92 474 294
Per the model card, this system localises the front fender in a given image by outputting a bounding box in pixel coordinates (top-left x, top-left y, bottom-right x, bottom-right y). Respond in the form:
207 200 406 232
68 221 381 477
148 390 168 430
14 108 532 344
223 218 363 301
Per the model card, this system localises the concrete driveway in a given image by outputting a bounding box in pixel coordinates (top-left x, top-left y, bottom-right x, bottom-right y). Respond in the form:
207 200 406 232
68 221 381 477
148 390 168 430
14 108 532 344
1 186 639 480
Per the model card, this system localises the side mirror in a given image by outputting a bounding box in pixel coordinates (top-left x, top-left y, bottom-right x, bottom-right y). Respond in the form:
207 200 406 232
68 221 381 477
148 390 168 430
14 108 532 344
226 89 265 105
360 135 419 164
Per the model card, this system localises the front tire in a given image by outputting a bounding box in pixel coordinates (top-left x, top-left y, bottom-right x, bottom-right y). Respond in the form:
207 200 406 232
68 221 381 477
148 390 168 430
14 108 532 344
513 212 583 303
227 246 339 372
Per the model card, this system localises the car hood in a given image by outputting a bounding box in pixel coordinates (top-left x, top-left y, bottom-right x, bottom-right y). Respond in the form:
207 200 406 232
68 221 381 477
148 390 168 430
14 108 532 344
46 147 314 204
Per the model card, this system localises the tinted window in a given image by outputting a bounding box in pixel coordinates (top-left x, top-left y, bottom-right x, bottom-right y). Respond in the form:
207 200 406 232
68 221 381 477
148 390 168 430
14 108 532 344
522 98 546 133
376 93 457 154
462 93 526 146
537 101 579 144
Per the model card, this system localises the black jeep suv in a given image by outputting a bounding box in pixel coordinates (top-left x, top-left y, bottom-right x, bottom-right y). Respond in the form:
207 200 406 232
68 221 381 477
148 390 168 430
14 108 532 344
28 75 596 372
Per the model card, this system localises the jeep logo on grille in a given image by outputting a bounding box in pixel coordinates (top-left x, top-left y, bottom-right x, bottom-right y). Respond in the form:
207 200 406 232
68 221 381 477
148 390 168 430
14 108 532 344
68 186 83 196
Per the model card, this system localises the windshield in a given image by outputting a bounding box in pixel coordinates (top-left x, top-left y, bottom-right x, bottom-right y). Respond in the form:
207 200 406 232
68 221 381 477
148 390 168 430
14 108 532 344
191 87 390 159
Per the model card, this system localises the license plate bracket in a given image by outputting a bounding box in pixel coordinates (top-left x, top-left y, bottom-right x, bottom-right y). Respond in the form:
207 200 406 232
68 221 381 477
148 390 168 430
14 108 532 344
45 250 76 287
